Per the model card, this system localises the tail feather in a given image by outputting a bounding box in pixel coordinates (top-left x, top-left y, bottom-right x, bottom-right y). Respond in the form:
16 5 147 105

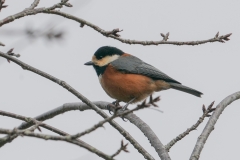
169 83 203 97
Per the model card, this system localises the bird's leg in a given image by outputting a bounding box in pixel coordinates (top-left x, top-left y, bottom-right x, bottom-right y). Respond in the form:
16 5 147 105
106 100 121 115
120 98 136 122
122 98 136 111
112 100 121 106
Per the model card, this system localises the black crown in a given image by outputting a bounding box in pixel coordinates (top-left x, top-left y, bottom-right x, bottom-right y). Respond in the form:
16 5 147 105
94 46 124 60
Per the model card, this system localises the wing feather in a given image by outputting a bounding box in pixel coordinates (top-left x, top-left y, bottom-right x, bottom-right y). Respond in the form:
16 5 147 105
111 55 180 84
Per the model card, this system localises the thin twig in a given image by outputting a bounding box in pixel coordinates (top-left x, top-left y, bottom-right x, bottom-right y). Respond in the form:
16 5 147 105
165 102 215 152
0 0 8 12
6 48 20 62
190 91 240 160
160 32 170 41
0 0 68 27
111 140 129 158
0 51 154 160
0 127 114 160
0 110 43 130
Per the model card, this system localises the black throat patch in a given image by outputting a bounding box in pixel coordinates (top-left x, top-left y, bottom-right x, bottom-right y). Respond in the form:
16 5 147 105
93 65 108 76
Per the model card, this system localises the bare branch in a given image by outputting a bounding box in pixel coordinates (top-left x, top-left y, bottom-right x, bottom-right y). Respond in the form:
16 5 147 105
0 51 154 160
0 110 113 160
0 110 41 125
0 127 114 160
190 91 240 160
0 8 45 26
165 102 216 152
44 10 232 46
17 101 170 160
18 102 110 129
125 110 171 160
0 0 69 27
0 1 231 46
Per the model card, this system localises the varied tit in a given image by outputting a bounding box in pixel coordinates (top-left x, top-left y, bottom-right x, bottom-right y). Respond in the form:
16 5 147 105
85 46 202 109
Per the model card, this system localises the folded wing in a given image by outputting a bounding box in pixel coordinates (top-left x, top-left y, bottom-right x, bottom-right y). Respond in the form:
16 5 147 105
111 55 181 84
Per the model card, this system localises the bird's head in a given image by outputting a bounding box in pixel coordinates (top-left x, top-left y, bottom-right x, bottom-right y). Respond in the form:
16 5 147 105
84 46 123 67
84 46 124 76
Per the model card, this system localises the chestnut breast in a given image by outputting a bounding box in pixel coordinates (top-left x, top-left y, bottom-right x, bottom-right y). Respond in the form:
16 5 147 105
99 64 157 103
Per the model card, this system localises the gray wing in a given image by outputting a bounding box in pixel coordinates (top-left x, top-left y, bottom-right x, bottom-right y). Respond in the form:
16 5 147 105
111 55 181 84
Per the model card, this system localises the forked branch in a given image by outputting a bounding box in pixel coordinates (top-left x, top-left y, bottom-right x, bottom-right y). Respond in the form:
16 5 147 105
165 102 216 152
190 91 240 160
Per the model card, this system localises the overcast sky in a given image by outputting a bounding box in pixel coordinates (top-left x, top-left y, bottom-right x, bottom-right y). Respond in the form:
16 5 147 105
0 0 240 160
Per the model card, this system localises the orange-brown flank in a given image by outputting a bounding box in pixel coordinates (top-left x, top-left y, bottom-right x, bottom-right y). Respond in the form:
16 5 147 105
100 64 170 103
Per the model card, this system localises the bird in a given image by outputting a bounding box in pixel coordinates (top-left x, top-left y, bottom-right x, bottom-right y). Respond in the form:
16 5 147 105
85 46 202 110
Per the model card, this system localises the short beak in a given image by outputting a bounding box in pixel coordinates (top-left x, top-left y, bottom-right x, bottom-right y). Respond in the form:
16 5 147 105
84 61 94 66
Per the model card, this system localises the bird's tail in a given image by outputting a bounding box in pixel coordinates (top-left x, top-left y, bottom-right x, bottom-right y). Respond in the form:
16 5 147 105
169 83 203 97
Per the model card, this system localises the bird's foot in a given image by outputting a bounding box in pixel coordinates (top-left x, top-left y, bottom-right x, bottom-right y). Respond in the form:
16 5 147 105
106 100 121 115
112 100 121 106
106 101 128 122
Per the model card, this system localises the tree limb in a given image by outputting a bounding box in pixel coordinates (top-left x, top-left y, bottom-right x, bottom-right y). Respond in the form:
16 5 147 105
125 111 171 160
190 91 240 160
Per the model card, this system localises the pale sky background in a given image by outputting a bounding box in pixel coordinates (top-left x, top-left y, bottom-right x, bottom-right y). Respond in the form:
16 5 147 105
0 0 240 160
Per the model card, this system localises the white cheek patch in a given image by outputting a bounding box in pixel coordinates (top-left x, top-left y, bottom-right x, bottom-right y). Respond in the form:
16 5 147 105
97 55 120 66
